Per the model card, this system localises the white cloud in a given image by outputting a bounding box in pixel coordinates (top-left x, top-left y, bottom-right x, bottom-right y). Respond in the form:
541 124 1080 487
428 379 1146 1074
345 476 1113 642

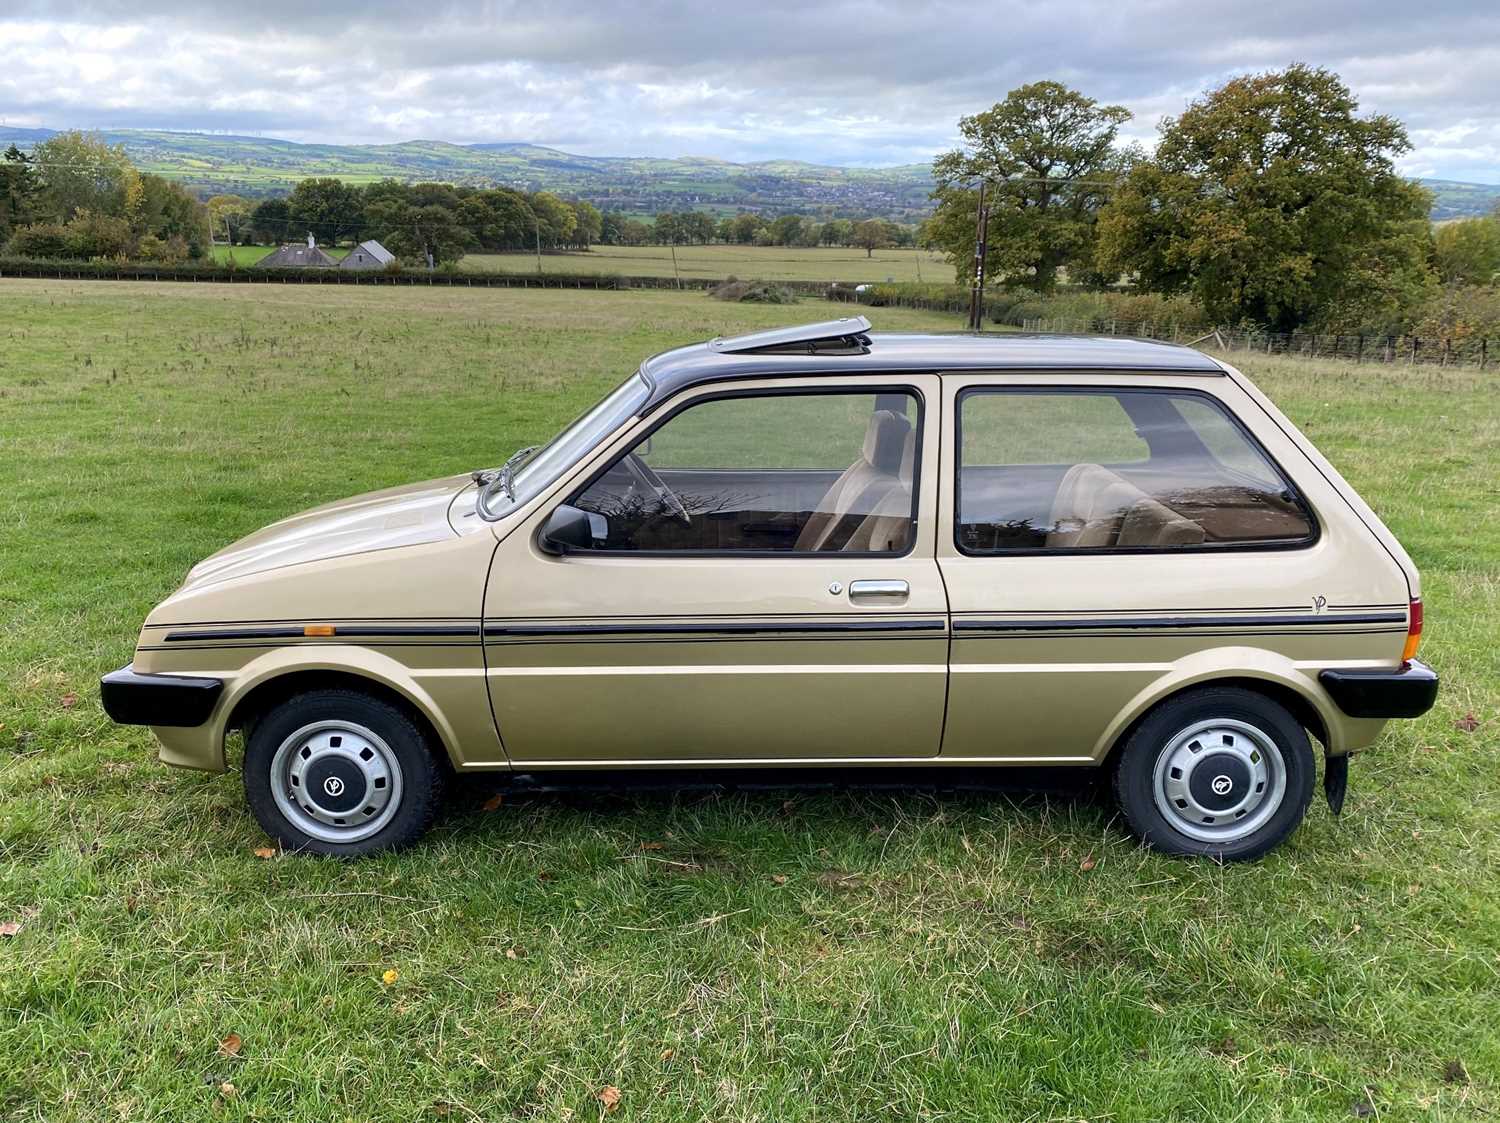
0 0 1496 179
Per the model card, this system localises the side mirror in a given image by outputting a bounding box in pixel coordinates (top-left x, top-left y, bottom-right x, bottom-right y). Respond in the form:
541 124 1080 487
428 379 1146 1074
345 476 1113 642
540 504 608 553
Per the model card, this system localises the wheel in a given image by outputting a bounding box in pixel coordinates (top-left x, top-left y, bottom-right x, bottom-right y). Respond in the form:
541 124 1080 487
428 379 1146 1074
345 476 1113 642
1112 686 1314 861
243 688 447 856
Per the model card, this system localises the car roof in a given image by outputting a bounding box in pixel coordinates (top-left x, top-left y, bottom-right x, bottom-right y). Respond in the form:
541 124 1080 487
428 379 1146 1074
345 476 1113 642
638 318 1225 411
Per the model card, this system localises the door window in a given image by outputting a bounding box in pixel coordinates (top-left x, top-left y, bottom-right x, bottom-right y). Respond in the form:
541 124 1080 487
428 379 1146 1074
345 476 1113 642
956 389 1314 553
569 389 920 553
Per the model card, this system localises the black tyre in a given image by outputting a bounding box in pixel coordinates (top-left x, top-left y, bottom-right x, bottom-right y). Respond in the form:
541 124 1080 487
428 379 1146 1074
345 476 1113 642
1112 686 1315 861
243 688 446 856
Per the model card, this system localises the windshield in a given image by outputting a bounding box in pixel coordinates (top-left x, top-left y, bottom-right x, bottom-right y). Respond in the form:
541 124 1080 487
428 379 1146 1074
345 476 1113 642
479 372 650 520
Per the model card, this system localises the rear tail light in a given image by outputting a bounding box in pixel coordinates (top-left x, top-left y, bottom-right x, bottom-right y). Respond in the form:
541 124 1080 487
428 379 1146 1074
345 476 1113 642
1402 598 1423 664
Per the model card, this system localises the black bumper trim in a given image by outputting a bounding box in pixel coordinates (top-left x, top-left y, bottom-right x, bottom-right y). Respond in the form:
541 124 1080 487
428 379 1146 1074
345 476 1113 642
100 665 224 727
1319 659 1438 719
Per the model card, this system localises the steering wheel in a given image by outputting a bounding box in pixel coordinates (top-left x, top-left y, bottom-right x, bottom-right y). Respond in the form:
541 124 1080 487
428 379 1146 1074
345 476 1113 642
623 453 692 525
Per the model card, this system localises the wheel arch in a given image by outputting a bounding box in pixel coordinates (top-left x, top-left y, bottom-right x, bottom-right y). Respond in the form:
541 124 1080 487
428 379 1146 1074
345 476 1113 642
1094 648 1339 769
224 652 462 770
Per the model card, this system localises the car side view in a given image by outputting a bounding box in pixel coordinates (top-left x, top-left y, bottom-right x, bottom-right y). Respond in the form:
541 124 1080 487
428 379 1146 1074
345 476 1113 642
101 317 1438 860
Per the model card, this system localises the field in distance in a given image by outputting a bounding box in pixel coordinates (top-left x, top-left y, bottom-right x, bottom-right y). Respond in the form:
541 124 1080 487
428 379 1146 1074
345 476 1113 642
210 242 949 282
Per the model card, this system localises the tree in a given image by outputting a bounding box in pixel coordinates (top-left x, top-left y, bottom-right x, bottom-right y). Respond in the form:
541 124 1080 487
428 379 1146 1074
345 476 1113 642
0 145 41 242
206 194 253 244
248 198 291 244
1434 217 1500 286
930 82 1131 293
31 131 139 222
820 219 852 247
852 218 891 257
569 200 602 248
729 212 767 244
286 177 363 244
1096 65 1431 331
382 204 470 267
529 192 576 248
769 214 805 246
654 211 681 245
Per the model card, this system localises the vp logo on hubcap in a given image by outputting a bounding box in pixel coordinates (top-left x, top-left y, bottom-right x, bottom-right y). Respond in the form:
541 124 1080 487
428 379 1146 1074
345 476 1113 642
323 776 346 798
1210 774 1234 797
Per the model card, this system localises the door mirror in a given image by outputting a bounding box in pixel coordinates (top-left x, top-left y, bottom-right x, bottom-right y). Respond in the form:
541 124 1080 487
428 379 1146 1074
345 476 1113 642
540 504 608 553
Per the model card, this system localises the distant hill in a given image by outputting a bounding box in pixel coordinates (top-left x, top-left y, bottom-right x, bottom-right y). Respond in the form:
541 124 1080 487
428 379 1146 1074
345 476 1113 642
1424 179 1500 221
4 127 1496 222
0 127 934 220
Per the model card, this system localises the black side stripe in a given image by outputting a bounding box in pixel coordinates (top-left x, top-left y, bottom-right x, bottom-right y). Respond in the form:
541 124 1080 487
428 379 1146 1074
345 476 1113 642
484 618 948 638
953 612 1405 633
164 624 481 642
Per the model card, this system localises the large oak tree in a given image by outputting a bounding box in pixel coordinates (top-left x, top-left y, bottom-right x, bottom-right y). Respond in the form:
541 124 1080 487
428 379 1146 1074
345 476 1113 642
929 82 1131 293
1096 64 1431 331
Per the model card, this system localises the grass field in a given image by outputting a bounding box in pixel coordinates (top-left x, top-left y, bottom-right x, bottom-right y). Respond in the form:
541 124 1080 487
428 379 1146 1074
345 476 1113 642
211 242 948 282
1 279 1496 1122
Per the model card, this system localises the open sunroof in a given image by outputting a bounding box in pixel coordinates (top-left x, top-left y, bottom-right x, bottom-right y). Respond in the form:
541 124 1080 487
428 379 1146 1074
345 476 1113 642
707 316 873 356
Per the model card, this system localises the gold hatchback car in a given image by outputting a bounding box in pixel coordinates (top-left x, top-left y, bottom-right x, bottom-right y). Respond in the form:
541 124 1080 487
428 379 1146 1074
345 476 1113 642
102 317 1437 860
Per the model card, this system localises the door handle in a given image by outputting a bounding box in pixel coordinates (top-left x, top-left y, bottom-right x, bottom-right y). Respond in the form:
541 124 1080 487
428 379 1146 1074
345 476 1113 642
848 579 909 600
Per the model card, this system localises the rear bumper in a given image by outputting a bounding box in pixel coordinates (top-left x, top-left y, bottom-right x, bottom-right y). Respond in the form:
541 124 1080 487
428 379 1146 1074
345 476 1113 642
100 665 224 728
1319 660 1438 720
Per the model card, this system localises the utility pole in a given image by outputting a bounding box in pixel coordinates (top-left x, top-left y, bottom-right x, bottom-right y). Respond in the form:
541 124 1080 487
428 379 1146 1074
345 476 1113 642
966 179 989 331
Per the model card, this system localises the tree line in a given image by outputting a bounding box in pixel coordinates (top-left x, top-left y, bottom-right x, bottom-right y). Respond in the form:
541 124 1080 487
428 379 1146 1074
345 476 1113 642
1 132 209 262
921 65 1499 334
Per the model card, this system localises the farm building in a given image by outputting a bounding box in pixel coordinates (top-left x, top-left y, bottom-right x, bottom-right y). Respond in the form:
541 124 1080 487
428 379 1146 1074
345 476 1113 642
340 240 395 270
252 235 337 268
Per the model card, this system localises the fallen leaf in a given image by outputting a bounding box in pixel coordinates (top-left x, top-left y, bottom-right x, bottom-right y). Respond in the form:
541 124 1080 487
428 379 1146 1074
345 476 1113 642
770 874 788 886
597 1086 621 1112
217 1033 242 1058
1079 855 1097 872
381 968 400 986
481 793 504 812
659 1048 674 1062
252 846 276 859
1455 712 1480 732
432 1101 454 1117
1443 1058 1469 1085
505 946 525 960
0 921 22 938
218 1082 237 1098
60 692 78 708
639 841 664 851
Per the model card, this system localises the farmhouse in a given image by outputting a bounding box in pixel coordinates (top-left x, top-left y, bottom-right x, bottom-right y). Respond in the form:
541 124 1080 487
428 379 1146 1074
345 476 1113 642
252 234 337 268
340 239 395 270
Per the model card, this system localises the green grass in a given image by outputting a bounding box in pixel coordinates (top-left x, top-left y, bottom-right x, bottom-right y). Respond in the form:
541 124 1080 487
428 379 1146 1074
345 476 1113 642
461 244 949 282
0 280 1497 1122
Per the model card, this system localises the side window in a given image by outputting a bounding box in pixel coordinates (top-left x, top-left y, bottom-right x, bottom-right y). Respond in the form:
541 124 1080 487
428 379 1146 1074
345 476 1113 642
570 390 920 553
956 389 1313 553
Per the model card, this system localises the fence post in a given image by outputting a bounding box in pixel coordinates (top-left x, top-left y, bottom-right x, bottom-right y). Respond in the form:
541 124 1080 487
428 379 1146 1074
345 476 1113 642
1441 338 1451 367
1482 339 1489 371
1355 334 1364 364
1410 337 1418 365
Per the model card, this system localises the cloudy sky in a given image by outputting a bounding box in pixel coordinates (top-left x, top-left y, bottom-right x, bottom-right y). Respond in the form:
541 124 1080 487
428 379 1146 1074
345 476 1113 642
3 1 1498 181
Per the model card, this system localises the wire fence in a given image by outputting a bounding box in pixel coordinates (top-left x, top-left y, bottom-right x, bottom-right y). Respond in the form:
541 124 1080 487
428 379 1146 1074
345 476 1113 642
828 286 1498 370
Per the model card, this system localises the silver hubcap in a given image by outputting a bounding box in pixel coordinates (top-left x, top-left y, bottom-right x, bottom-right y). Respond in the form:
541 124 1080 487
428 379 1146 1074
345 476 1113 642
1151 717 1286 844
269 720 403 844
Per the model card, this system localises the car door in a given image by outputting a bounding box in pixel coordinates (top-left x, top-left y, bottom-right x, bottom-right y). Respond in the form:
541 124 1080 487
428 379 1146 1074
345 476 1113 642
482 375 948 766
936 373 1361 763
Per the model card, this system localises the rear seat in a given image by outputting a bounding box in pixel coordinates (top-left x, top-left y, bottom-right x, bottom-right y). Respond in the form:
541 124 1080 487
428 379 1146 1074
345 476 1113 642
1046 463 1204 548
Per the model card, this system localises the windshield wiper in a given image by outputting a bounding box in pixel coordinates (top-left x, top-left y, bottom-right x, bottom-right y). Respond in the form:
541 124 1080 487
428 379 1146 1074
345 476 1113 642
477 444 539 515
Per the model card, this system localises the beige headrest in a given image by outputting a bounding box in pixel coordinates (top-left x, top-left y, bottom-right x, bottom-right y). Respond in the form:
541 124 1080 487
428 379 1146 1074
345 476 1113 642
862 410 910 475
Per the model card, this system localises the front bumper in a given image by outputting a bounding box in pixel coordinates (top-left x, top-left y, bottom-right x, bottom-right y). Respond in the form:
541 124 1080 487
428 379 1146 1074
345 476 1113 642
1319 659 1439 720
100 665 224 728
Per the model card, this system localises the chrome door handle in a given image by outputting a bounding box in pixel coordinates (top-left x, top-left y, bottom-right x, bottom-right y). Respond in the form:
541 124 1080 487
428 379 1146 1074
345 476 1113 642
848 579 909 600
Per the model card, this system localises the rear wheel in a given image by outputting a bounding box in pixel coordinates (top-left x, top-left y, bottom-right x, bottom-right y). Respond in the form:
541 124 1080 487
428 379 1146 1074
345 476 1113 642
1112 686 1314 861
243 688 446 856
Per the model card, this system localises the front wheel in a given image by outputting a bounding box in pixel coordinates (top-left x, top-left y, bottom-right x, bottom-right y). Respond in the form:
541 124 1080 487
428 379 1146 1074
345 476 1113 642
1112 686 1314 861
243 688 446 856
